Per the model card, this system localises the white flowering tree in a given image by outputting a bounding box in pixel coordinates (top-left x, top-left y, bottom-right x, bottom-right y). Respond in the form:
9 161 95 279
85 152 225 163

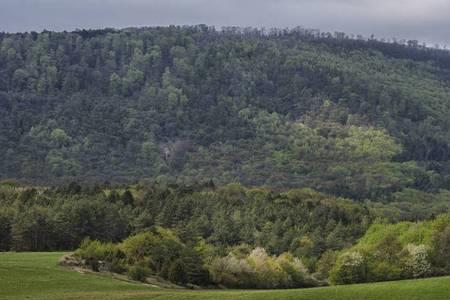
404 244 431 278
330 251 366 284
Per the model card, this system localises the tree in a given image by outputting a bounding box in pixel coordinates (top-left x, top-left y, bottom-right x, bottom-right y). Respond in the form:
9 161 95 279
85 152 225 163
0 207 15 251
404 244 431 278
109 73 122 95
430 225 450 273
12 69 30 91
168 259 187 284
11 206 54 251
120 190 134 206
329 251 366 284
50 128 71 147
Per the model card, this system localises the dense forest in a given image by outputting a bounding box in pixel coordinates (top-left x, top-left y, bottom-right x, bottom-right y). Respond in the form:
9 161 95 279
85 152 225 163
1 181 449 287
1 26 450 201
1 26 450 288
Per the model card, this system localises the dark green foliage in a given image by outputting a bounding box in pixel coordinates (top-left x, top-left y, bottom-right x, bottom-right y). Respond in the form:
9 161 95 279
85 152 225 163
1 27 450 199
127 265 151 282
1 181 448 262
1 180 449 287
0 207 14 251
0 182 372 269
430 224 450 274
167 260 187 284
77 228 209 286
120 190 134 206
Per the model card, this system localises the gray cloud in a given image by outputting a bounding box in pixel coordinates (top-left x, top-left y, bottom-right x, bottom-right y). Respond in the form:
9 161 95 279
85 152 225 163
0 0 449 45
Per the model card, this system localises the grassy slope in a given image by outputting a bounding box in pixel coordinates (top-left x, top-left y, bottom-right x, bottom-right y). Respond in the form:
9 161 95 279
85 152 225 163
0 252 449 300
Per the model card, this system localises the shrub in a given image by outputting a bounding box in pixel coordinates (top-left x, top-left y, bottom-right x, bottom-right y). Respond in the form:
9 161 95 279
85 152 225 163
119 232 154 263
119 228 184 272
128 265 151 282
208 247 314 289
276 252 309 287
367 260 403 282
75 238 116 271
329 251 366 284
209 254 253 288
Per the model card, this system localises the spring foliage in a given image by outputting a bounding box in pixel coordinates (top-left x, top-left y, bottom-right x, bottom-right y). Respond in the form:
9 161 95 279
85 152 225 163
329 214 450 284
1 27 450 200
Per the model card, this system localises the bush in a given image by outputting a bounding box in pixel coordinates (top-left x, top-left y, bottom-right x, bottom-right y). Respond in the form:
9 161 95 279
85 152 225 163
276 252 309 288
75 238 116 271
128 265 151 282
367 260 402 282
329 251 366 284
208 247 314 289
119 232 154 264
209 254 253 288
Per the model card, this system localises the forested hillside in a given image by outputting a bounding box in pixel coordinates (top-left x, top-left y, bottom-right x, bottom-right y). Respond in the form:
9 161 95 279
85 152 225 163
1 26 450 200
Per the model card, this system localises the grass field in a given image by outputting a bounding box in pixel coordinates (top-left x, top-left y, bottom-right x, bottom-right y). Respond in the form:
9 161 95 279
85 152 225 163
1 252 449 300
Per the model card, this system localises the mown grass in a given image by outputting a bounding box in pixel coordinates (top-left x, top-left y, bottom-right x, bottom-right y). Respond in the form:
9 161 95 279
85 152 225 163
0 252 449 300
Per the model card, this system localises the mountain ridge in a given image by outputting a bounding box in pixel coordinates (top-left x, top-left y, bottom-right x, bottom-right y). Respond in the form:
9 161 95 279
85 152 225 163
1 26 450 200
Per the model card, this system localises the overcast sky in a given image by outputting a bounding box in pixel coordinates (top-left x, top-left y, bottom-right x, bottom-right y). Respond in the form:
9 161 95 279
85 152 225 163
1 0 449 46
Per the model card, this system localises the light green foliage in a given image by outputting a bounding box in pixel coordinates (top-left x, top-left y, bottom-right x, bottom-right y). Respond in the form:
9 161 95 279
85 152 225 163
119 231 156 262
77 228 208 286
330 251 366 284
75 238 117 271
336 126 402 161
331 214 450 284
315 250 338 280
209 247 313 288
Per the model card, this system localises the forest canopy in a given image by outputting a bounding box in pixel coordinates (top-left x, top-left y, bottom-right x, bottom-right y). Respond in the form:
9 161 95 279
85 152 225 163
1 26 450 201
2 181 449 287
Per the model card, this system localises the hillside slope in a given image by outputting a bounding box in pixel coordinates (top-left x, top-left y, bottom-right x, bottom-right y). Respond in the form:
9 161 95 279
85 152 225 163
1 27 450 199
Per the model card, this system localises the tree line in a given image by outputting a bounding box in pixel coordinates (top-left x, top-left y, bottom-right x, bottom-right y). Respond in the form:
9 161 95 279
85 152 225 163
1 181 449 287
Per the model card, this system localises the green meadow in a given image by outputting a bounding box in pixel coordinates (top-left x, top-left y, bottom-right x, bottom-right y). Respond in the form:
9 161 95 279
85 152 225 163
1 252 449 300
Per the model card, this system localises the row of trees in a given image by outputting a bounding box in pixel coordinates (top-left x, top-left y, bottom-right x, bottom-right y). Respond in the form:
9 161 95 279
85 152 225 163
2 182 449 266
0 182 370 266
74 213 450 288
76 232 316 288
